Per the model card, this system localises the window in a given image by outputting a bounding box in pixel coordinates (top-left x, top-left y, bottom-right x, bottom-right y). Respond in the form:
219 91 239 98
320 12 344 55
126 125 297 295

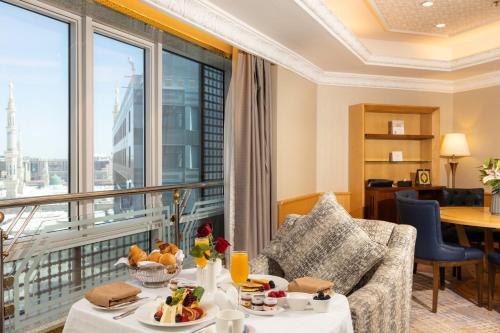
93 33 145 215
0 1 70 229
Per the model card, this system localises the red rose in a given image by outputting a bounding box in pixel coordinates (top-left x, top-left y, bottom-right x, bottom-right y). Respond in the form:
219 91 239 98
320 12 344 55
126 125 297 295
214 236 231 254
196 223 212 238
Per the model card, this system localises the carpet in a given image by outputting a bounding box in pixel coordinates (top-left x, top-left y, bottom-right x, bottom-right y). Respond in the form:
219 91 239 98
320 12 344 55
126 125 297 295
411 273 500 333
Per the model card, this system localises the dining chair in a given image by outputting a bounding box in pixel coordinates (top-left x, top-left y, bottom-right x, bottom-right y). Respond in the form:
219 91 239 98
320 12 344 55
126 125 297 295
396 197 484 313
488 251 500 310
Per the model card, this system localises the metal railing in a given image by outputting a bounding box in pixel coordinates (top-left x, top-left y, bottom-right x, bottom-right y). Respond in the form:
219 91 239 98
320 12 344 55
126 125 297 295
0 181 224 332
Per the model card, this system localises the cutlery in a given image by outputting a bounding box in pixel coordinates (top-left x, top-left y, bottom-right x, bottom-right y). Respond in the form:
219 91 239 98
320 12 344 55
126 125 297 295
110 296 149 308
113 306 140 320
190 322 215 333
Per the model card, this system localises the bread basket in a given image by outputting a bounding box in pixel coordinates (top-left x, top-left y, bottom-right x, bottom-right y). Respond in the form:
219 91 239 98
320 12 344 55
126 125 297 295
128 262 182 288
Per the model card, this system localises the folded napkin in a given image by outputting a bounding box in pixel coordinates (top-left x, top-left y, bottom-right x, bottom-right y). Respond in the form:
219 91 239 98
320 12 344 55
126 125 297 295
287 277 333 294
85 282 141 308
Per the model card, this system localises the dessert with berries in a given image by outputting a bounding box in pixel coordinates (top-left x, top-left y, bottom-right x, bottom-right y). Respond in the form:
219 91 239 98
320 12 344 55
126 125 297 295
153 286 205 323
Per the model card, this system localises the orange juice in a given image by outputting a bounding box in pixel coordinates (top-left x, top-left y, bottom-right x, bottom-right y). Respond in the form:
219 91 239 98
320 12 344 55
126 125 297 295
230 251 249 286
194 237 210 268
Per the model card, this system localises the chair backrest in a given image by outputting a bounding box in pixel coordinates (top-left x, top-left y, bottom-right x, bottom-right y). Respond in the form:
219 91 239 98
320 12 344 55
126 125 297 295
396 197 443 260
394 189 418 201
442 188 484 207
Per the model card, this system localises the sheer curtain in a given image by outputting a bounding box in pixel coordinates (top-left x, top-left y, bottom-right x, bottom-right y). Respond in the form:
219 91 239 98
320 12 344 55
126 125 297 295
225 51 273 259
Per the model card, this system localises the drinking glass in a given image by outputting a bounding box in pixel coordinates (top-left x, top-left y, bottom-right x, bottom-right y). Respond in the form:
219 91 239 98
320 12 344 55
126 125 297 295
230 251 249 309
194 237 210 268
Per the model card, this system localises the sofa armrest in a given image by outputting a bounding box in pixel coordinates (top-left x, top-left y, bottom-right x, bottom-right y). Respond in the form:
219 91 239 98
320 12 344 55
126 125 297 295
348 224 416 333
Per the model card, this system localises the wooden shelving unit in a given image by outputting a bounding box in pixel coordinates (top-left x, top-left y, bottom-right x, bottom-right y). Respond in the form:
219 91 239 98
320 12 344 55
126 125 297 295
349 103 440 218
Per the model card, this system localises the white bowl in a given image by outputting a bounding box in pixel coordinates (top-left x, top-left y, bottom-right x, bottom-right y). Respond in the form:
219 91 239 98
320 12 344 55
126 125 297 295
265 291 287 308
285 292 310 311
310 298 332 313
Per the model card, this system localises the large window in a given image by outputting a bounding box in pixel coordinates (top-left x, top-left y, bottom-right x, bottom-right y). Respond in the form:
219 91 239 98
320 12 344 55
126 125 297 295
0 1 70 229
93 33 145 215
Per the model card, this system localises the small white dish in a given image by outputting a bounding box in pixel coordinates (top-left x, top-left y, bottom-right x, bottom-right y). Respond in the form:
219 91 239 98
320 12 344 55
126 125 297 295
240 306 285 316
285 292 310 311
310 298 332 313
265 291 287 308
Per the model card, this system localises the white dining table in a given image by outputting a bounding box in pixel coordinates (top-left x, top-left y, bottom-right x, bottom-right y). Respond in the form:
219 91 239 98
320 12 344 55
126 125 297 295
63 269 354 333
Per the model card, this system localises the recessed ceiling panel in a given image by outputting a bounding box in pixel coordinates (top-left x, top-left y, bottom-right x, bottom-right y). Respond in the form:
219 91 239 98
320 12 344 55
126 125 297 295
370 0 500 36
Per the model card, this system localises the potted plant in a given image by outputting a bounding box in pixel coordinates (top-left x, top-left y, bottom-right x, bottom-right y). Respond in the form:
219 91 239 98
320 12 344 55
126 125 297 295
480 158 500 215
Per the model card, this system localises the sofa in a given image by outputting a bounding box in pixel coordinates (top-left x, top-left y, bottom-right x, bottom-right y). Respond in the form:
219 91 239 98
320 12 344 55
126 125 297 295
250 218 417 333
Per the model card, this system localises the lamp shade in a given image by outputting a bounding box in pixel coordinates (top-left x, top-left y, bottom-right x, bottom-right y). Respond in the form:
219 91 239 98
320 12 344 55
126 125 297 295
440 133 471 157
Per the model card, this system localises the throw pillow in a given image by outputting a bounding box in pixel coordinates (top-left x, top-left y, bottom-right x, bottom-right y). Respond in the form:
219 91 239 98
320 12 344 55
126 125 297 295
262 192 388 295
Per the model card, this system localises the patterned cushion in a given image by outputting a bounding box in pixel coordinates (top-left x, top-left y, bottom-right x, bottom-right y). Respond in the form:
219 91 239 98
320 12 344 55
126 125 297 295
262 192 388 295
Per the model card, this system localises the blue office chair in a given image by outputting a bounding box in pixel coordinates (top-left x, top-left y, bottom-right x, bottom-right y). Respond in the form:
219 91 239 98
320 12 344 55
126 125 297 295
488 252 500 310
396 196 484 313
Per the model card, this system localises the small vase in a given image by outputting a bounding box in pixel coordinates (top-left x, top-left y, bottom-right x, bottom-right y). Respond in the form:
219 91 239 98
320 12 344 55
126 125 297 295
491 193 500 215
205 260 218 294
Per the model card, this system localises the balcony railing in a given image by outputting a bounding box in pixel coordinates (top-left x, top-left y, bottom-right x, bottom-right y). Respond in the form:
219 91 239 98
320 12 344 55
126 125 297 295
0 181 224 332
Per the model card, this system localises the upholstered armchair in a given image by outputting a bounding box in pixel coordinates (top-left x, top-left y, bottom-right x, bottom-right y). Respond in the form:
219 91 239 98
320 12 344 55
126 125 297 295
250 219 416 333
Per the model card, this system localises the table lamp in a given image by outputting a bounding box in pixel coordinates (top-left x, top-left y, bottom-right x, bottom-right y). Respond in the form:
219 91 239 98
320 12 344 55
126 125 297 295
440 133 471 188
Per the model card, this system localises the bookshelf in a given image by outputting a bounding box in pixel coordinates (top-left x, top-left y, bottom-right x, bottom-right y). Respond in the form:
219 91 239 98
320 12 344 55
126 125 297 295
348 103 440 218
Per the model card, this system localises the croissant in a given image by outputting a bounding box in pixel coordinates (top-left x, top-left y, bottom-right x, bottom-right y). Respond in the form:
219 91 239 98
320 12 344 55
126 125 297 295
155 239 171 254
129 244 147 266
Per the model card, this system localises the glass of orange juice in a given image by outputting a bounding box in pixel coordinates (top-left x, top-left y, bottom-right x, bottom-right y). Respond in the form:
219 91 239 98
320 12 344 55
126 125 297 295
194 237 210 268
230 251 249 308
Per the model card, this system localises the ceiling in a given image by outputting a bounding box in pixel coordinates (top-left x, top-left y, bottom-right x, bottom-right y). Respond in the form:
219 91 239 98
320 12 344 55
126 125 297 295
145 0 500 92
370 0 500 37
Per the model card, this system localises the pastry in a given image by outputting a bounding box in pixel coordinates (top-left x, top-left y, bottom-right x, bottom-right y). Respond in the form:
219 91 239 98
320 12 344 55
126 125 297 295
159 253 176 266
128 245 148 266
148 251 162 263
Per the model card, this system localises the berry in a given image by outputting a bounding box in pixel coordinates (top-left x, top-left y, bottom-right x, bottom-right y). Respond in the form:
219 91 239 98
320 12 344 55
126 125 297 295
154 311 163 321
313 296 318 300
318 291 324 299
263 283 270 291
269 280 276 289
325 295 331 300
175 314 182 323
165 296 172 305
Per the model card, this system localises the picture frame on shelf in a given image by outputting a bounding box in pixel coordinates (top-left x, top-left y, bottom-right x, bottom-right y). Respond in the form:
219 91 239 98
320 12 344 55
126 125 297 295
415 169 431 186
389 120 405 135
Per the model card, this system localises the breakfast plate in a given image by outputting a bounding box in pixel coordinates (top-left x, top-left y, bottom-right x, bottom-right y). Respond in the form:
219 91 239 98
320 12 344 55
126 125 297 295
134 302 217 327
241 305 285 316
221 274 288 291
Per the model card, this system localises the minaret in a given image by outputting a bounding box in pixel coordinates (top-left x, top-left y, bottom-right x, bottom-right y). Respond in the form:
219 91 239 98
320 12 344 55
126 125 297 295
5 82 19 198
112 86 120 123
16 128 24 194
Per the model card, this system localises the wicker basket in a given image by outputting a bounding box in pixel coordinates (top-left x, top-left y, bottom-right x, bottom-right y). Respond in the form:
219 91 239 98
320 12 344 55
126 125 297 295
128 263 182 288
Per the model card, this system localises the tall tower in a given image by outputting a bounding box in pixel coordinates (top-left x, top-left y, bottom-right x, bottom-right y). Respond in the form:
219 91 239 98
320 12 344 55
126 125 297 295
16 128 24 194
5 82 19 198
112 86 120 123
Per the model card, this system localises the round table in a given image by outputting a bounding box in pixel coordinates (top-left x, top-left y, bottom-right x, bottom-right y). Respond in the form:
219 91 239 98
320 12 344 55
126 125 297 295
440 207 500 258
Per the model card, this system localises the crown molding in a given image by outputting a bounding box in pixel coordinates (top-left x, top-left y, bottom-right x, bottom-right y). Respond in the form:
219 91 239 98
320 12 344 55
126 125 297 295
294 0 500 72
141 0 500 94
318 72 454 93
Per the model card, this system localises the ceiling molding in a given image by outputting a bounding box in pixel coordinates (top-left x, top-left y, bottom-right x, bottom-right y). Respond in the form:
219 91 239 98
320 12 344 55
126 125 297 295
142 0 324 81
318 72 454 93
294 0 500 72
454 70 500 93
141 0 500 94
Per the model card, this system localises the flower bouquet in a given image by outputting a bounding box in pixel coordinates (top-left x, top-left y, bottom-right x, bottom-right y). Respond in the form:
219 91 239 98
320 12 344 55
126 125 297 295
190 223 231 292
480 158 500 214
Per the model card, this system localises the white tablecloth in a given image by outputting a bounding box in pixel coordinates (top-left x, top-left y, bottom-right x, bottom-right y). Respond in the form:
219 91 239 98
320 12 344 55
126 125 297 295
63 270 353 333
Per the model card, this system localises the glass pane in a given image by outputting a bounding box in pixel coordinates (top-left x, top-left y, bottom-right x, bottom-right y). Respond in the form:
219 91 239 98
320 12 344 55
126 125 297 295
162 51 201 186
93 33 145 216
0 1 70 225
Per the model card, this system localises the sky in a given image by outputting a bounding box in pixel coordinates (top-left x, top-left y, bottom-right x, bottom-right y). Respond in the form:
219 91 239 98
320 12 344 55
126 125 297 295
0 1 144 159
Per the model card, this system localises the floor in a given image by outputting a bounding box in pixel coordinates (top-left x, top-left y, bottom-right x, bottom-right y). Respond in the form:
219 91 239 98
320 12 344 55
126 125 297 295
411 270 500 333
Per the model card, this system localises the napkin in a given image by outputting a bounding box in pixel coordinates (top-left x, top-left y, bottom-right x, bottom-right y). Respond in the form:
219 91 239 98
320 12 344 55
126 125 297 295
85 282 141 308
287 277 333 294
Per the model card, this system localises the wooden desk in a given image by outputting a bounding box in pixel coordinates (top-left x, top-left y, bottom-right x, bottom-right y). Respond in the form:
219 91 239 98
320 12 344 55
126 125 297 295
440 207 500 258
365 186 444 222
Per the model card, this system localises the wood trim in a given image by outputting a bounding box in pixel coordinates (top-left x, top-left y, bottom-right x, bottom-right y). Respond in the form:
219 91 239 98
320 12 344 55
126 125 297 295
277 192 351 226
485 192 492 207
94 0 233 57
360 103 439 114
